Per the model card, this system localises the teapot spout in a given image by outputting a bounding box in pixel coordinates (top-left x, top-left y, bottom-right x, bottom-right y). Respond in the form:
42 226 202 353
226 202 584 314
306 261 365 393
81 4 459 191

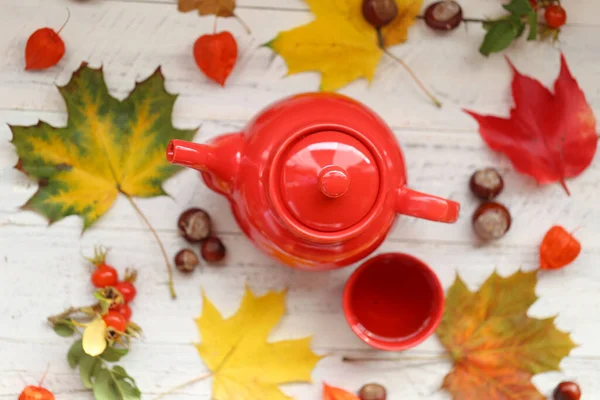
167 140 214 171
167 134 243 195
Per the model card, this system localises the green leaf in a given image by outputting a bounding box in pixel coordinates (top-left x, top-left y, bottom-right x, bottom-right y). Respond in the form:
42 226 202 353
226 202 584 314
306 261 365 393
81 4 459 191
503 0 533 15
479 20 519 56
93 365 141 400
79 354 101 389
67 340 85 368
54 321 76 337
101 346 129 362
515 19 526 38
527 12 538 40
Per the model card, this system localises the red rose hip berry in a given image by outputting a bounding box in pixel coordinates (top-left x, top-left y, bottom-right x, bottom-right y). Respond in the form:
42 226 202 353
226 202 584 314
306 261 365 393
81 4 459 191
111 303 132 321
553 381 581 400
103 311 128 332
545 5 567 29
91 264 118 288
201 236 226 263
114 281 137 303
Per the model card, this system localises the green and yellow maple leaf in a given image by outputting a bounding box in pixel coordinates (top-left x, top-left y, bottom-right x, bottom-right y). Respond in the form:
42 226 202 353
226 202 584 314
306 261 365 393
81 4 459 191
267 0 423 91
437 270 576 399
195 287 323 399
10 63 195 230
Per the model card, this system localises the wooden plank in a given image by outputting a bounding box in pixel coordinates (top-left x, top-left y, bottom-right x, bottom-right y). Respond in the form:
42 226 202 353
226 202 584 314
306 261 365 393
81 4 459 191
0 1 599 132
2 111 599 248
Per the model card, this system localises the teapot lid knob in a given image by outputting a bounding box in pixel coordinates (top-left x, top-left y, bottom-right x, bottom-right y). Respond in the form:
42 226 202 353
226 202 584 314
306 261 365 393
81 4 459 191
318 166 349 198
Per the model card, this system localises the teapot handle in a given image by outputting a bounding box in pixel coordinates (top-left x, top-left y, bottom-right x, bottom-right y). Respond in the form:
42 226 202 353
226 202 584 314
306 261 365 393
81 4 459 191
395 186 460 223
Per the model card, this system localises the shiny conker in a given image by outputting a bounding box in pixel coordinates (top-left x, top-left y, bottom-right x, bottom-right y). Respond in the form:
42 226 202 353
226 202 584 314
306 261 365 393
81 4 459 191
472 202 511 241
178 208 211 242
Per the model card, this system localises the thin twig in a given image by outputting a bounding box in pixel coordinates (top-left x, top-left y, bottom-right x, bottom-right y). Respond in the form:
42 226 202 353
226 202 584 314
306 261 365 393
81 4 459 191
39 364 50 387
125 195 177 299
383 48 442 108
342 353 451 363
56 8 71 35
47 305 97 325
154 373 213 399
233 12 252 34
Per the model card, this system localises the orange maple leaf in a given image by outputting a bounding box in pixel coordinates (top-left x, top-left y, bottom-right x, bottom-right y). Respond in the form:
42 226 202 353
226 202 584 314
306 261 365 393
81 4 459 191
437 270 576 399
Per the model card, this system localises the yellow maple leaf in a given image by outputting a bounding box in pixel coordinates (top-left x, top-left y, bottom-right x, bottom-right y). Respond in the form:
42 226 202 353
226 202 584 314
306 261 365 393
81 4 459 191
267 0 423 91
195 287 323 399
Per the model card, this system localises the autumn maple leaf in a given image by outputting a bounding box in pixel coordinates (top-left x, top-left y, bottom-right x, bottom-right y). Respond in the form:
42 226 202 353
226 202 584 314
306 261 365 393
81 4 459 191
178 0 235 17
267 0 422 91
465 53 597 195
10 63 195 230
194 287 323 399
437 270 576 399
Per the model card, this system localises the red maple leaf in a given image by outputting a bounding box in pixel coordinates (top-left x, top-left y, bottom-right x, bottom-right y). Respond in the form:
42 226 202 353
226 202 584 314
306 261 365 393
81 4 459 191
465 53 597 195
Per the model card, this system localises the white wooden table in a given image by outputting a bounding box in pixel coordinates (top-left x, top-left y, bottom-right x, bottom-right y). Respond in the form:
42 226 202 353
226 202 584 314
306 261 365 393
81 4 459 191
1 0 599 398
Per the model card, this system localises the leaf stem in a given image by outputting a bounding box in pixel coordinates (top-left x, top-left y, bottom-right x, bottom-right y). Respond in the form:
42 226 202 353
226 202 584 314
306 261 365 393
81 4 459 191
383 48 442 108
154 373 213 399
125 195 176 299
56 8 71 35
342 353 451 363
233 12 252 34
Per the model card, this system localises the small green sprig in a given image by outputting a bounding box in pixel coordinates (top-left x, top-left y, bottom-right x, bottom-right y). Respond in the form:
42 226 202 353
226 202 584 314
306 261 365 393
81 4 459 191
479 0 562 56
47 248 142 399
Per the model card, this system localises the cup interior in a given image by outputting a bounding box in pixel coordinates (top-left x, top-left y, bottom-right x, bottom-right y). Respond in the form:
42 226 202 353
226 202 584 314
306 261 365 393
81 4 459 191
343 253 445 351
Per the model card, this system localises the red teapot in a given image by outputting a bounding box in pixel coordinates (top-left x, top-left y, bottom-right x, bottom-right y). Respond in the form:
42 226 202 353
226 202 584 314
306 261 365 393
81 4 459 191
167 93 460 270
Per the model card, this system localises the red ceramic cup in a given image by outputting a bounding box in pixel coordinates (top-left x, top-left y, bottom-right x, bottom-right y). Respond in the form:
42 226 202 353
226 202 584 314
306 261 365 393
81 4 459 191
343 253 445 351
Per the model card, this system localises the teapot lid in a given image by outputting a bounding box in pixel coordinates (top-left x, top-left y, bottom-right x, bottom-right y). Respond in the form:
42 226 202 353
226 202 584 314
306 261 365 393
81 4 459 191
275 130 380 233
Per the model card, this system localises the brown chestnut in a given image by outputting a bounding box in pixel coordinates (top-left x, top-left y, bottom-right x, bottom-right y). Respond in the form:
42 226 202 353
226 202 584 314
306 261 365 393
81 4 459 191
362 0 398 28
472 202 511 241
358 383 387 400
469 168 504 200
554 381 581 400
201 236 226 263
174 249 200 273
424 0 463 31
178 208 211 242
